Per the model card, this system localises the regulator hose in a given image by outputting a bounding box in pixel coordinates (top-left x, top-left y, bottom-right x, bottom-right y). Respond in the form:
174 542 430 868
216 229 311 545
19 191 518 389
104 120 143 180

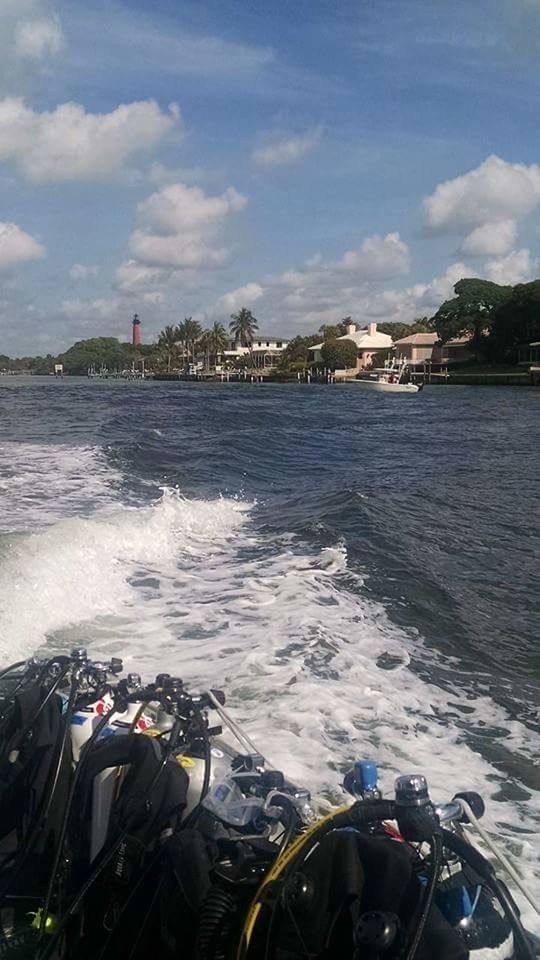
441 829 535 960
38 692 121 938
402 831 442 960
236 798 396 959
198 886 236 960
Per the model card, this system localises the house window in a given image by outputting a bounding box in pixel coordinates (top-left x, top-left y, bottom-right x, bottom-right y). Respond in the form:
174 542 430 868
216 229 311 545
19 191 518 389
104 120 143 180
266 341 270 347
276 341 282 348
257 341 261 347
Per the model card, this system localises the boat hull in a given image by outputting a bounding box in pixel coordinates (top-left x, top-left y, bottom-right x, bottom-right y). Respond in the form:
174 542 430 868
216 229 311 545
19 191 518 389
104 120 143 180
353 379 420 393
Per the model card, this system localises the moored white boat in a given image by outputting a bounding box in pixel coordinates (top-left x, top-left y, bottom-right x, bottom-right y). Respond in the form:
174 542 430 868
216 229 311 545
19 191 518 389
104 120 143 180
353 356 421 392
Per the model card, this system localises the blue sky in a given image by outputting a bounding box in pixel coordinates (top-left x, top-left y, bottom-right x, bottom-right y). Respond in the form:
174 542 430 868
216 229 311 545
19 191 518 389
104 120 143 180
1 0 540 354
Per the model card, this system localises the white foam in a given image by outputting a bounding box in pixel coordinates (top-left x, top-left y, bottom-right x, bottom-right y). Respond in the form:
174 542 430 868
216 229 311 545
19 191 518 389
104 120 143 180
0 443 122 531
0 484 537 924
0 488 248 657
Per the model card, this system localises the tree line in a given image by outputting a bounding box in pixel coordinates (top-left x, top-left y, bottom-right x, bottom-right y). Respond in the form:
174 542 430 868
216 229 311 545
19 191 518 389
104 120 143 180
1 277 538 375
156 308 259 373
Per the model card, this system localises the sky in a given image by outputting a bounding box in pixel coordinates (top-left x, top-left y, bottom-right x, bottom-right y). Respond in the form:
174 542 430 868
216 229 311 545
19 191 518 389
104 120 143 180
1 0 540 354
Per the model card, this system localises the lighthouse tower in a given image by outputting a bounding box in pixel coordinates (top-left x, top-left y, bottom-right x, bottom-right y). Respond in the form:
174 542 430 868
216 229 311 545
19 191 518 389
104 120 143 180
132 313 141 347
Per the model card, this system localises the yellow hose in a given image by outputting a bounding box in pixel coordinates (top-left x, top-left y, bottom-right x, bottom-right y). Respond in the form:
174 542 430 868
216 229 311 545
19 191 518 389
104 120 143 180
236 803 352 959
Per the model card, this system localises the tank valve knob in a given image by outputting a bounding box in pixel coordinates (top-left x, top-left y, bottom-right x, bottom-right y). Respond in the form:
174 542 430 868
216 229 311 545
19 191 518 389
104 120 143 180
453 791 485 822
344 759 381 798
71 647 88 662
395 774 439 841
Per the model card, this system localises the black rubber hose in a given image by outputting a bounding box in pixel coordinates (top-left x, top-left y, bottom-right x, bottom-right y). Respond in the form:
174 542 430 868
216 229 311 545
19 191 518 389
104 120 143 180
200 723 212 803
0 661 27 682
488 878 537 960
257 799 397 960
402 832 442 960
38 692 120 938
6 659 71 756
36 827 131 960
38 717 185 959
0 663 74 902
272 795 298 853
198 886 236 960
441 829 535 960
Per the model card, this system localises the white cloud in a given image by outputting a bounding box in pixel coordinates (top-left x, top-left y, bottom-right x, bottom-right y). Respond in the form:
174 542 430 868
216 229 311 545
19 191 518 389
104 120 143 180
424 155 540 232
129 231 227 270
142 291 165 305
252 128 322 168
460 219 517 256
0 221 45 270
138 183 246 235
126 181 247 271
407 262 476 310
61 297 125 323
224 248 476 336
0 98 179 182
148 162 216 187
89 14 274 80
280 270 305 287
0 2 65 95
214 283 264 313
338 232 410 278
14 17 64 58
69 263 99 280
484 248 537 285
115 261 166 292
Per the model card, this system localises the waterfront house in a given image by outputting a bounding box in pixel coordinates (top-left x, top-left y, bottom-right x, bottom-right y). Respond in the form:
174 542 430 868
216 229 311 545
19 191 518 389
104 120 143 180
308 322 393 375
518 340 540 365
223 336 290 369
394 332 439 363
434 335 474 364
395 332 474 365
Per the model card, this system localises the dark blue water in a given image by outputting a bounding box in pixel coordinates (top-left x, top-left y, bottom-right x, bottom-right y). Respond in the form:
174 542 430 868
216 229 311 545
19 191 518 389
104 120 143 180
0 377 538 909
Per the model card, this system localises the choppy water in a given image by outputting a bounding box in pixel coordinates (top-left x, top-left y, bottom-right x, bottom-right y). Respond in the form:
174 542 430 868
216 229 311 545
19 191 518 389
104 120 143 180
0 376 538 922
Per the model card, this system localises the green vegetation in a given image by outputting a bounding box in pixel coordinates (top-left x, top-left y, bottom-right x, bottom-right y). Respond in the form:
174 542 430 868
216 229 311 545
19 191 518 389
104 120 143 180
278 335 321 371
430 277 540 363
60 337 138 375
431 279 511 351
320 338 358 370
2 277 539 378
377 319 431 340
156 326 179 373
229 307 259 346
488 281 540 363
318 318 352 340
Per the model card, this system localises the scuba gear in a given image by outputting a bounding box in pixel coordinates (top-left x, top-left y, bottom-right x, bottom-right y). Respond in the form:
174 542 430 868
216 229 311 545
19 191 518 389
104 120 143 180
0 650 536 960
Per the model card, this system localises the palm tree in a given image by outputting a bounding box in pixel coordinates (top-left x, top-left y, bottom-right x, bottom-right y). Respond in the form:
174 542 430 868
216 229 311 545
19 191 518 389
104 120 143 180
229 308 259 370
198 323 229 372
198 330 212 372
209 321 228 360
157 325 179 373
180 317 203 364
229 308 259 346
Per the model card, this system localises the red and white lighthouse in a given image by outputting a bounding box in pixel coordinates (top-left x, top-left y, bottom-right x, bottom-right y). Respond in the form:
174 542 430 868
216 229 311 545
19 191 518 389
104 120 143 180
132 313 141 347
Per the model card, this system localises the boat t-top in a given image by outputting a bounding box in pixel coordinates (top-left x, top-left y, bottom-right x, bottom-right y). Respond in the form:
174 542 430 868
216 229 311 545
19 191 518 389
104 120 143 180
354 355 422 393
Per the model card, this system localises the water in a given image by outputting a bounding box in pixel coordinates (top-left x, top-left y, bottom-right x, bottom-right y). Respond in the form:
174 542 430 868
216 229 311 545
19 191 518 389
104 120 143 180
0 377 538 922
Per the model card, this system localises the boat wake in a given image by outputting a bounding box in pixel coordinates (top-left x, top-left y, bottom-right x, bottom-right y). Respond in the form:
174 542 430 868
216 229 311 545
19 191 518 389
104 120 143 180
0 447 538 924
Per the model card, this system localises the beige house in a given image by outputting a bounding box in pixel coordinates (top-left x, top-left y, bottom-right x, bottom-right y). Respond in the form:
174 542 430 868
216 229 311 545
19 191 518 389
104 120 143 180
434 336 474 364
395 332 474 365
309 322 393 374
394 333 439 363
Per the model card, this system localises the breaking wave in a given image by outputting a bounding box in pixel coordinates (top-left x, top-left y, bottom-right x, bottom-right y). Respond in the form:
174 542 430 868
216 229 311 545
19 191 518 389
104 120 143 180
0 435 537 924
